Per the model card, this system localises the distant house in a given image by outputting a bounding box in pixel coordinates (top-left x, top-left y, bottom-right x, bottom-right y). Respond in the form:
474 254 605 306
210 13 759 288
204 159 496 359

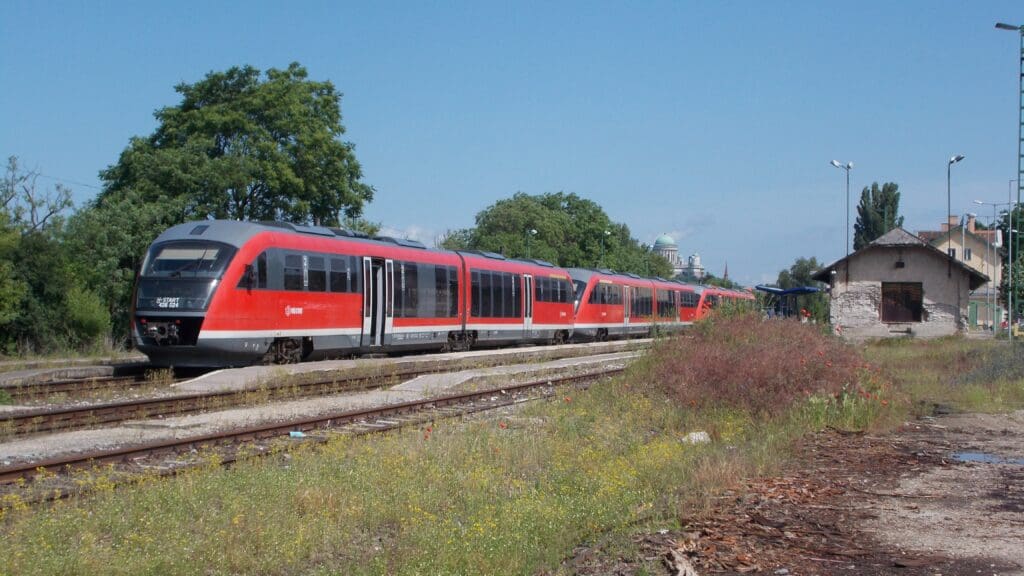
917 215 1004 329
812 228 987 340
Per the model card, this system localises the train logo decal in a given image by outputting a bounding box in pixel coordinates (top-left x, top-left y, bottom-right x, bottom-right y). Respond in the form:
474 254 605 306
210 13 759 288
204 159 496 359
284 305 304 317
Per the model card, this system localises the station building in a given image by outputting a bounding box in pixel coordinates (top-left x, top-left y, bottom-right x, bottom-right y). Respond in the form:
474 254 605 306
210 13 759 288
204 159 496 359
812 228 987 340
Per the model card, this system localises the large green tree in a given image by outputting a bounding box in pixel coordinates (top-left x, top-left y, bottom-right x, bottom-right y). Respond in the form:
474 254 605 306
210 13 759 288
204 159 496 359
99 62 373 225
772 256 829 322
441 192 673 277
853 182 903 250
997 205 1024 321
0 157 107 354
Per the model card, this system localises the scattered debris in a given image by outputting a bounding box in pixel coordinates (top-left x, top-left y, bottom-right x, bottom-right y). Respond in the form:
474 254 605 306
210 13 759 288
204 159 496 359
682 431 710 444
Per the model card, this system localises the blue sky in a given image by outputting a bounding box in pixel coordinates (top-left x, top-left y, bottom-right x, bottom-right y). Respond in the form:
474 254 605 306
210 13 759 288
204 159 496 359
2 1 1021 285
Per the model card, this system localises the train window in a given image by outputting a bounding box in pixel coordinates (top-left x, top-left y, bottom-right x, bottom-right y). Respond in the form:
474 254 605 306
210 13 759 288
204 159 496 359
586 282 619 305
396 261 424 318
236 251 269 290
681 292 698 308
434 265 458 318
257 252 267 288
448 267 459 316
470 271 481 317
469 269 521 318
610 284 623 305
513 274 522 317
505 270 516 315
330 258 350 293
144 241 236 279
537 277 571 304
283 254 303 291
657 290 677 318
480 271 493 317
631 287 652 317
308 256 326 292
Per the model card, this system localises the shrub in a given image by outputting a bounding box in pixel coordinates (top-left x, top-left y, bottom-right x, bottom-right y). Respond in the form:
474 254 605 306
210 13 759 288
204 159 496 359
66 286 111 350
650 312 867 417
957 344 1024 386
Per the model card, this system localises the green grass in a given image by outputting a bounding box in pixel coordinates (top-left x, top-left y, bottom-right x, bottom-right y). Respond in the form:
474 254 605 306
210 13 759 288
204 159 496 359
865 338 1024 414
2 331 1021 575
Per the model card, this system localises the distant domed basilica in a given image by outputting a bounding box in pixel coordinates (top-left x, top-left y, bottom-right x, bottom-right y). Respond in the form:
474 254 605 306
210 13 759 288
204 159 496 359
652 234 705 280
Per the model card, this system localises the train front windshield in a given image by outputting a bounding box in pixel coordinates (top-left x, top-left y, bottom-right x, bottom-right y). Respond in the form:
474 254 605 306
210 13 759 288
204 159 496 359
136 241 237 311
143 242 235 278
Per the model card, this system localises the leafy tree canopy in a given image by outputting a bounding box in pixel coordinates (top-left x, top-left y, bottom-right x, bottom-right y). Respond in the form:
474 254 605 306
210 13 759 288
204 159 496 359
997 205 1024 318
1 157 104 354
99 62 373 225
701 274 741 289
440 192 673 278
776 256 825 290
770 256 829 322
853 182 903 250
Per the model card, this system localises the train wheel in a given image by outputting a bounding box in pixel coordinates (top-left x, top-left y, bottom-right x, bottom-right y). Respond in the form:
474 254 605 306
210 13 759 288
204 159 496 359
550 330 567 345
596 329 608 342
264 338 303 364
443 333 458 352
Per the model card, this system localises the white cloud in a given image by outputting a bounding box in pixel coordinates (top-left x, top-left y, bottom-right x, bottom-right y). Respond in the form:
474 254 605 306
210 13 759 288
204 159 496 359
377 224 443 247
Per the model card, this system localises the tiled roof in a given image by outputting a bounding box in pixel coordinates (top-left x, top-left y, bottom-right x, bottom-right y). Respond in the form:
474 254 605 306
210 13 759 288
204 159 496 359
870 227 928 247
811 227 989 290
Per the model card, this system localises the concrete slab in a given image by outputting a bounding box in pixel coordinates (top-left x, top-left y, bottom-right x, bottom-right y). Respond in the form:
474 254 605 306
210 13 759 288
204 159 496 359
0 366 115 389
173 339 648 394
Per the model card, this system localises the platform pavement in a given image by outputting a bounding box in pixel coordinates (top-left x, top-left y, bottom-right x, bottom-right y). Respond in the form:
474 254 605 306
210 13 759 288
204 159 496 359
173 339 647 393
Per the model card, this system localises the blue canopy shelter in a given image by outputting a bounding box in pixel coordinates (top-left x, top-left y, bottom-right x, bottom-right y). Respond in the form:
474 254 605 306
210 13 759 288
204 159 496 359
755 285 822 318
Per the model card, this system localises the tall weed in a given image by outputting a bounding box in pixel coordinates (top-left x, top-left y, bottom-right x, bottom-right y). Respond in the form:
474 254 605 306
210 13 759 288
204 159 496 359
651 313 869 417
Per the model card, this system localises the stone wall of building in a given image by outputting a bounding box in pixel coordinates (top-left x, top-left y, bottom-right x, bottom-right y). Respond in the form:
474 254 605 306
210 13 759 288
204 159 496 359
828 247 970 341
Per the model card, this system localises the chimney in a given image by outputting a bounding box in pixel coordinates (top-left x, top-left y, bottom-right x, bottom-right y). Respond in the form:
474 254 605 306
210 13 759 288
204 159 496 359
967 214 976 232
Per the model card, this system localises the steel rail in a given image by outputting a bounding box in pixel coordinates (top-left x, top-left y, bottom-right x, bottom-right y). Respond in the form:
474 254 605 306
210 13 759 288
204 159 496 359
0 367 624 487
2 343 647 437
0 367 431 436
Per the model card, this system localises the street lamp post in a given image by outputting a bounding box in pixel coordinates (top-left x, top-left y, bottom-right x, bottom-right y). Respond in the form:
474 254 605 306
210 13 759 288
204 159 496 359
830 160 854 260
996 22 1023 341
526 228 537 259
975 199 1011 331
947 154 965 277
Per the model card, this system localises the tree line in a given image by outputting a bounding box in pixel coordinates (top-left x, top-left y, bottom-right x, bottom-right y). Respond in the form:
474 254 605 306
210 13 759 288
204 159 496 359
1 63 698 356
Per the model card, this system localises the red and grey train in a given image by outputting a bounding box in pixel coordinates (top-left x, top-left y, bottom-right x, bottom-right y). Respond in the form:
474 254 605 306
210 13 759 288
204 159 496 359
132 220 752 367
568 269 753 341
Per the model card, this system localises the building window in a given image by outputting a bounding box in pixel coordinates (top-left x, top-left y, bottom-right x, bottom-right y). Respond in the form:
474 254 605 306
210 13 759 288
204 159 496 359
947 247 956 260
964 248 972 261
881 282 923 323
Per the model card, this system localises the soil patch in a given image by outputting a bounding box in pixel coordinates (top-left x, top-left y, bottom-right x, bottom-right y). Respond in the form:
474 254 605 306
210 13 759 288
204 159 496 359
567 410 1024 575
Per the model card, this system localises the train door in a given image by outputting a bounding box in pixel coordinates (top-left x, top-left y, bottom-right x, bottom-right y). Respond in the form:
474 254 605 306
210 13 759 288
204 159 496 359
361 257 394 348
523 275 534 339
623 285 631 334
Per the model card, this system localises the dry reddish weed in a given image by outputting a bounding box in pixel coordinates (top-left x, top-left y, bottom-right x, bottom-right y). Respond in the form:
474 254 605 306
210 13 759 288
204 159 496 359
652 314 866 416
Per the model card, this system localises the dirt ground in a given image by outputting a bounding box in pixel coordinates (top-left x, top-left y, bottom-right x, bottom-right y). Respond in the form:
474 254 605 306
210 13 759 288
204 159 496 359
569 409 1024 576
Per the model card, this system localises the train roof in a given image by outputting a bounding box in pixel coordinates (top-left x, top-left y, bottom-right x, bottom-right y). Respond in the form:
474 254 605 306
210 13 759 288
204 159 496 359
152 219 446 253
151 220 574 275
567 267 700 291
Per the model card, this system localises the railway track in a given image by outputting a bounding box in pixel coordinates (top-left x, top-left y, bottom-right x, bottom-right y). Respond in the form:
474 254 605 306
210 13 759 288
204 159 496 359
1 342 649 437
0 367 623 507
2 373 171 403
0 365 435 437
